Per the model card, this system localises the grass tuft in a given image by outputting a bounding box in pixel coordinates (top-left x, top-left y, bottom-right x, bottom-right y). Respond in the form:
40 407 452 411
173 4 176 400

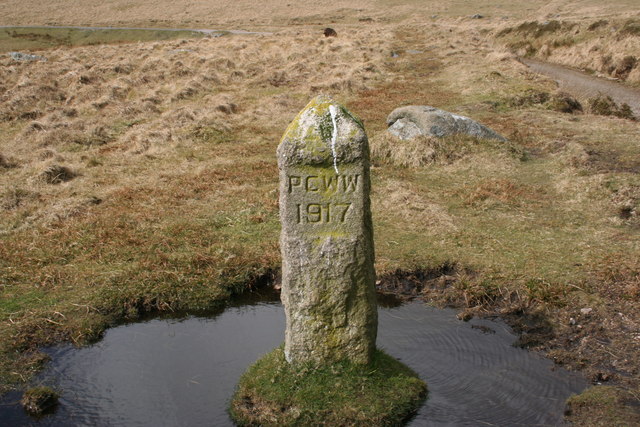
621 19 640 37
40 164 76 184
566 386 640 427
588 95 636 120
20 386 59 415
230 347 427 426
370 132 525 167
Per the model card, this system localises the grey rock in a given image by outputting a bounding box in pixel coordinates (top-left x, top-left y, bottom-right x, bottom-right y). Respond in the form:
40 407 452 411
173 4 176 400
471 14 484 19
9 52 47 62
388 118 422 140
277 95 377 366
387 105 506 141
169 48 195 54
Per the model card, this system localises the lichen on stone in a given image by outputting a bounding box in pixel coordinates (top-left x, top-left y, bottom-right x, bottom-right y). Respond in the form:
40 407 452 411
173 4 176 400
277 95 368 168
278 96 377 366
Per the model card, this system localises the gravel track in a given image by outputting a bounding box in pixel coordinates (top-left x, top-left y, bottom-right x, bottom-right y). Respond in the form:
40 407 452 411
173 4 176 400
522 58 640 117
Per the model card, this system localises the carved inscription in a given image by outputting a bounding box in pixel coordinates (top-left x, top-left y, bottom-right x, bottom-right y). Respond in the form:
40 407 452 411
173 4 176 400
296 203 351 224
287 174 360 194
288 174 360 225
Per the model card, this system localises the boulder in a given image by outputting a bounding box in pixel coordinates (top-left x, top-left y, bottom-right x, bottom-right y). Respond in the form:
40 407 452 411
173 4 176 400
387 106 506 141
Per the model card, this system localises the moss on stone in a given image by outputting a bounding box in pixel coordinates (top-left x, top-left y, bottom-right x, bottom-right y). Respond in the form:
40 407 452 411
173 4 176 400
340 105 365 131
230 347 427 426
280 96 333 147
278 96 368 168
317 112 335 143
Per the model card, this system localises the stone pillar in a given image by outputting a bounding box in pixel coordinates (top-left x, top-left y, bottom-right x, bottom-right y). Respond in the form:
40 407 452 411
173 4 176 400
277 96 377 365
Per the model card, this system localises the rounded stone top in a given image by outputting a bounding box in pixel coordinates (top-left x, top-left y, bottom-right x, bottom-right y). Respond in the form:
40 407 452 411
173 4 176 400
277 96 368 169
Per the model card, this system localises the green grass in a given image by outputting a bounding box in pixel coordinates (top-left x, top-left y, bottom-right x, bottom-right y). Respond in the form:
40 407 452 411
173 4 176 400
230 347 427 426
371 145 605 281
566 386 640 427
0 289 58 318
0 27 206 53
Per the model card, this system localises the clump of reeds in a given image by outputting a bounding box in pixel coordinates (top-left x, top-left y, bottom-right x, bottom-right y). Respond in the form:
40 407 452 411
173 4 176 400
40 164 76 184
588 95 635 120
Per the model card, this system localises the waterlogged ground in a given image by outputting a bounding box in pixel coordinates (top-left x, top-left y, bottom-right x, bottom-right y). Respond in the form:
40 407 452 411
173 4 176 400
0 298 585 426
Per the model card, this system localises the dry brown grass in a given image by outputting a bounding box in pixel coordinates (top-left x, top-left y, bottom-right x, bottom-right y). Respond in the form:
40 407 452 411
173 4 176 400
495 16 640 85
375 179 458 234
370 132 524 167
0 29 390 234
2 0 638 29
370 133 438 167
0 0 531 28
0 0 382 27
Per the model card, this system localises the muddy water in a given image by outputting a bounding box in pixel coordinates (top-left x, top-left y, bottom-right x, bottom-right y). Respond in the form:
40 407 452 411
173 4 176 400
521 58 640 117
0 297 585 426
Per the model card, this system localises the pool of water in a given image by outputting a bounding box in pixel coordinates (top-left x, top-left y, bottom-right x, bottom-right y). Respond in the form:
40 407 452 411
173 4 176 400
0 296 586 426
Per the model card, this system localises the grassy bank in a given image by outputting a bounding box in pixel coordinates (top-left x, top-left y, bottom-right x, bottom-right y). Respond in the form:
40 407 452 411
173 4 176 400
230 348 426 426
494 17 640 86
0 27 206 53
1 2 639 425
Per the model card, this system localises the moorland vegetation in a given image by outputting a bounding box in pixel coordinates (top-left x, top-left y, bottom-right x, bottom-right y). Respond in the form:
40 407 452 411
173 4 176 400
1 1 639 425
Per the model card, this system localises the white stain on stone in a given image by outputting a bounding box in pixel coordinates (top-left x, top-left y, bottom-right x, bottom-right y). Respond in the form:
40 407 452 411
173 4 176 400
329 104 339 174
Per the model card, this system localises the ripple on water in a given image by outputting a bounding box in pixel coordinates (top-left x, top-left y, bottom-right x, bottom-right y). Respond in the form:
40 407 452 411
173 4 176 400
0 301 585 426
378 304 585 426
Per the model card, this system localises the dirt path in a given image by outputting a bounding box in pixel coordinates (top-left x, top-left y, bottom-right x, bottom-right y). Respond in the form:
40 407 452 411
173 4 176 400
521 58 640 117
